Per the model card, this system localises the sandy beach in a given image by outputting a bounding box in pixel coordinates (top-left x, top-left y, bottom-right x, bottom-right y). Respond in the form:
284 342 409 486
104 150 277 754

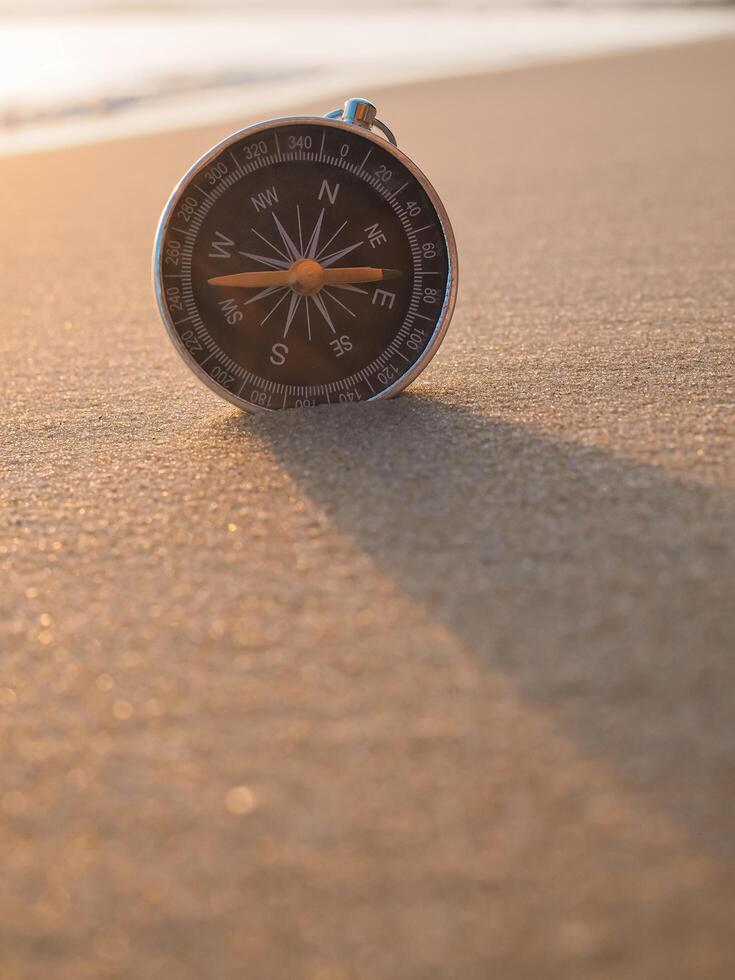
2 37 735 979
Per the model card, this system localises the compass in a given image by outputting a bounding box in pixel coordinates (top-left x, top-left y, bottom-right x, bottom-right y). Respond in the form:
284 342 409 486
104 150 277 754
153 97 457 411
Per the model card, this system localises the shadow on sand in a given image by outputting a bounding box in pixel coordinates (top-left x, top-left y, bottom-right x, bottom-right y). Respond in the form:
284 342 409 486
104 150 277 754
221 393 735 854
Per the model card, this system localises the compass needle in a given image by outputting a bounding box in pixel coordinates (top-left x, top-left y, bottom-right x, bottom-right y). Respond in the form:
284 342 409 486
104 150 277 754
321 267 401 285
208 266 400 289
155 97 456 410
209 270 290 287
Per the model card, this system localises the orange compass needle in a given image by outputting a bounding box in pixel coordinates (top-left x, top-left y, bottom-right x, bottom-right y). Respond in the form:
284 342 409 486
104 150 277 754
208 269 290 288
207 265 402 290
322 267 401 285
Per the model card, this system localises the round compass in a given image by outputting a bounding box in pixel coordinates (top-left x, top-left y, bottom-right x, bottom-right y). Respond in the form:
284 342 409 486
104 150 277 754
153 97 457 411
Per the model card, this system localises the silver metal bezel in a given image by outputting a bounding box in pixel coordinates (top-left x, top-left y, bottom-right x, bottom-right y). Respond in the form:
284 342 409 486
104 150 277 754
152 113 458 412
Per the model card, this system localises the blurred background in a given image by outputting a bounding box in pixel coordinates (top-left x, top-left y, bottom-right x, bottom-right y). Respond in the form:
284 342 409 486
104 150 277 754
1 0 734 155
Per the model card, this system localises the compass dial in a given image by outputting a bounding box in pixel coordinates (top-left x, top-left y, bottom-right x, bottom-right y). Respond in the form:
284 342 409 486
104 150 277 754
154 117 455 411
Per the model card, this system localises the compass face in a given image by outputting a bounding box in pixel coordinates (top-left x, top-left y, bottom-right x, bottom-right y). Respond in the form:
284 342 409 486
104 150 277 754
154 117 455 411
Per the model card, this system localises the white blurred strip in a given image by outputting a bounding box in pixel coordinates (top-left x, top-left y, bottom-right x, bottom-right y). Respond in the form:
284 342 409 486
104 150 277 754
1 8 734 155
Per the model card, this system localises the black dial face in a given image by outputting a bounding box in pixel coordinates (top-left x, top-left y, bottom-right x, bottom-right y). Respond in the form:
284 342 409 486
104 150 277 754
156 119 452 410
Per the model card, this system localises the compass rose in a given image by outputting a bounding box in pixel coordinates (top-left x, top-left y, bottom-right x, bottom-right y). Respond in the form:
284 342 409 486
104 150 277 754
208 206 399 340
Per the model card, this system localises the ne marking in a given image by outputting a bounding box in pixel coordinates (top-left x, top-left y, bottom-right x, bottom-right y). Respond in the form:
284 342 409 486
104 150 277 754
359 147 372 171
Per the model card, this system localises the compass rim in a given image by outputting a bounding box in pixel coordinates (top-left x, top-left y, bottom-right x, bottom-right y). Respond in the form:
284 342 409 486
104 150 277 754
152 113 458 412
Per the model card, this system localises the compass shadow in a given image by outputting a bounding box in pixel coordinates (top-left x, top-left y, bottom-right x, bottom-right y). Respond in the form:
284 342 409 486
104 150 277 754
233 394 735 855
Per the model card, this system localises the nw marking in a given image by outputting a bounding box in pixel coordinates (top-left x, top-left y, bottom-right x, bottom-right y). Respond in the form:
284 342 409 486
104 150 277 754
251 186 279 212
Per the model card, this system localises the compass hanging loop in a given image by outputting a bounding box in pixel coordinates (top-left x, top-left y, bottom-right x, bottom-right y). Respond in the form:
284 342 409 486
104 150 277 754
325 98 398 147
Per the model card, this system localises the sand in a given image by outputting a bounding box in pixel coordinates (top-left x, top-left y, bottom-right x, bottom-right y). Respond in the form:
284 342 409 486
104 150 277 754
1 38 734 980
